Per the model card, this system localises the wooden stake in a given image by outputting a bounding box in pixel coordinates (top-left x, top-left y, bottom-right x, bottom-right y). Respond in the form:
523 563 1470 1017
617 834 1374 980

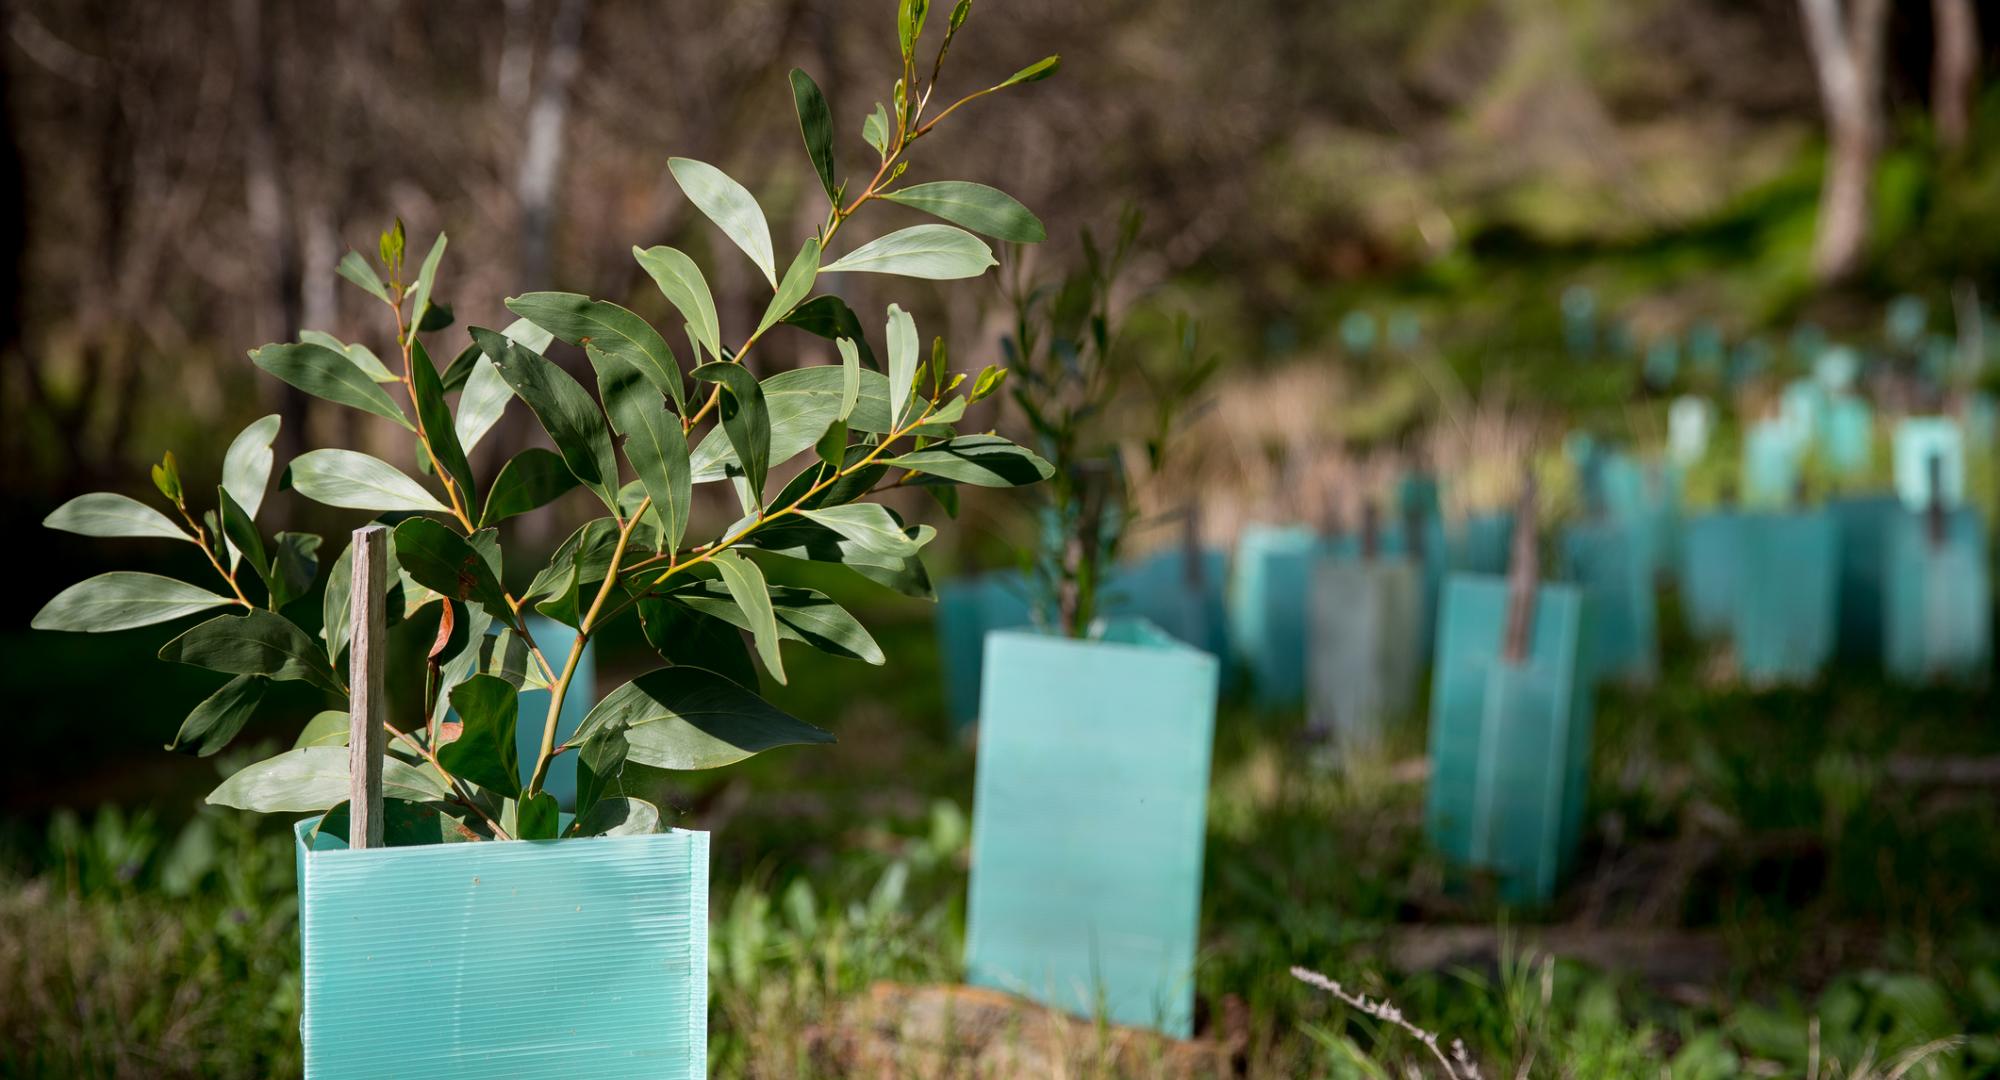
346 524 389 849
1360 500 1380 561
1502 469 1540 665
1927 451 1946 549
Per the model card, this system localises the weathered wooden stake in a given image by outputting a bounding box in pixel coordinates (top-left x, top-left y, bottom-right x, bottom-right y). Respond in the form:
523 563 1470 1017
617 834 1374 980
1502 469 1540 664
347 524 390 849
1180 498 1204 589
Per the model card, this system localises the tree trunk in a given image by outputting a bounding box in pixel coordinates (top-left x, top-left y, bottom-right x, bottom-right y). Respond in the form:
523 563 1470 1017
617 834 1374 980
1932 0 1978 152
1800 0 1890 284
516 0 590 290
234 0 307 465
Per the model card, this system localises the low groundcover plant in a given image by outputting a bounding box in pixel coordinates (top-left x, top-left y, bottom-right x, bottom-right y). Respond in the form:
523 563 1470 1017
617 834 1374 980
33 0 1054 844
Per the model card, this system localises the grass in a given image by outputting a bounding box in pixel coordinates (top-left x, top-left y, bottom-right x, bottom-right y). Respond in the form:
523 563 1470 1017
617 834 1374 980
3 583 1998 1077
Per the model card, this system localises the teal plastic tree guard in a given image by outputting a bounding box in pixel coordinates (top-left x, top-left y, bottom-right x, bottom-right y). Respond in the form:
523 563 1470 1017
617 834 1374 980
1820 395 1874 479
1560 521 1658 686
1101 547 1231 660
1596 453 1680 583
1781 379 1826 446
1884 509 1992 684
1227 523 1324 706
1425 576 1592 906
1732 512 1839 685
294 822 708 1078
1306 557 1422 756
1743 420 1803 509
1829 496 1899 662
965 618 1219 1037
1454 513 1516 577
1893 418 1967 511
1678 512 1742 641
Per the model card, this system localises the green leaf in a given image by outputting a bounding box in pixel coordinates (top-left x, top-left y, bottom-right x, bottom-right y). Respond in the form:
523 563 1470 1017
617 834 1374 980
406 233 448 339
482 448 580 526
151 452 183 504
472 326 620 510
824 224 996 280
392 518 510 619
883 433 1054 486
687 365 897 483
409 339 477 509
288 449 452 514
337 251 391 303
293 709 349 749
747 517 936 599
167 674 267 757
216 484 268 580
222 414 282 521
709 550 785 684
570 667 832 769
595 360 691 552
634 246 722 363
673 580 883 665
43 492 185 541
898 0 929 57
667 157 776 287
159 609 341 692
799 504 923 558
251 342 413 430
970 363 1007 402
635 595 760 688
454 356 511 452
439 674 521 797
269 532 322 610
881 181 1045 243
428 604 496 731
999 54 1060 86
567 796 662 837
815 419 848 467
691 363 772 503
34 572 234 633
206 746 447 813
443 317 554 391
502 293 684 413
782 295 879 369
300 330 397 383
886 304 919 426
512 791 561 840
789 68 839 201
756 237 821 339
862 102 891 158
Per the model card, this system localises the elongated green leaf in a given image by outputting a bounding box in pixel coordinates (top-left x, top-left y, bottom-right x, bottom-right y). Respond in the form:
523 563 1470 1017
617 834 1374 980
783 296 879 370
222 414 282 521
836 338 863 421
634 595 760 688
710 550 784 684
567 796 662 837
756 237 821 338
824 224 995 280
300 330 397 382
207 746 447 812
790 68 839 201
799 503 923 558
748 517 936 599
269 531 322 610
881 181 1045 243
674 580 883 665
691 363 771 503
34 573 234 633
251 342 413 429
999 54 1060 86
43 492 184 541
886 304 918 426
668 157 777 287
392 518 510 618
863 102 891 158
159 609 341 692
216 485 270 586
634 246 722 362
454 356 511 452
595 359 691 552
502 293 684 412
524 518 623 607
294 709 349 748
443 317 555 392
482 448 579 526
883 434 1054 486
439 674 521 796
688 366 895 482
406 233 448 338
409 340 476 509
427 604 496 730
168 674 267 757
472 326 620 509
570 667 831 768
288 449 450 514
337 251 391 302
512 792 560 839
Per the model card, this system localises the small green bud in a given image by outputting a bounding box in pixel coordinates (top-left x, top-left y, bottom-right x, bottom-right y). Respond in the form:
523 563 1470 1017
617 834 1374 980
969 365 1007 402
151 451 184 504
